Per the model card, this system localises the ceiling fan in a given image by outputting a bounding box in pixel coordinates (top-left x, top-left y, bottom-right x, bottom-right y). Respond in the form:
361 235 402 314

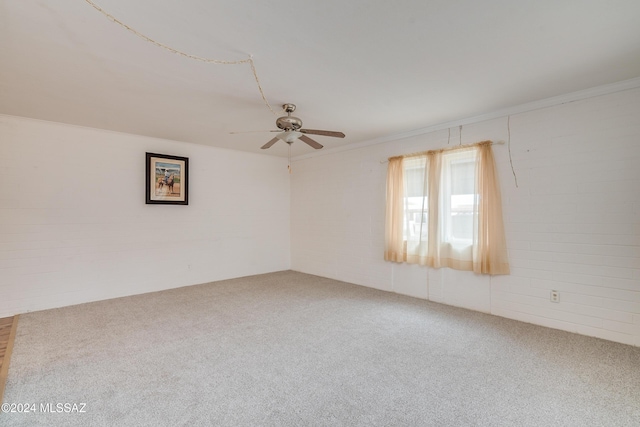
255 103 345 150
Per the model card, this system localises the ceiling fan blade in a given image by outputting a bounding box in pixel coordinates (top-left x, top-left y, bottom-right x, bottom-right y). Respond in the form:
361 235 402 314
261 137 279 149
299 135 323 149
300 129 345 138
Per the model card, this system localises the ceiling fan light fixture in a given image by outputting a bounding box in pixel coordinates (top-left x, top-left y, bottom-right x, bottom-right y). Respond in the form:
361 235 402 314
277 130 302 144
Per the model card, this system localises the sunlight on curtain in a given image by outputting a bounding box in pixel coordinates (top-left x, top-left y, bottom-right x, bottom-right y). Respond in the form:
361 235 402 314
384 141 509 275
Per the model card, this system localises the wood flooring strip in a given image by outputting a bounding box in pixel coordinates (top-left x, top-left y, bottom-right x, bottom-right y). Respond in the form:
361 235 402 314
0 315 18 404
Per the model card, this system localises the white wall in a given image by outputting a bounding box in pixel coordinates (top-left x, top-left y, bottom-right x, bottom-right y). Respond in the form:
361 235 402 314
291 88 640 346
0 115 291 318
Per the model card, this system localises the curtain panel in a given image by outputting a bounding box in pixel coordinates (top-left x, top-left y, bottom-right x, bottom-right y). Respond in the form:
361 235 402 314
384 156 406 262
384 141 509 275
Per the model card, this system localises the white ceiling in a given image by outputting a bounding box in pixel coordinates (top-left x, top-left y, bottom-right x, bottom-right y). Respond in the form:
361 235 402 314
2 0 640 157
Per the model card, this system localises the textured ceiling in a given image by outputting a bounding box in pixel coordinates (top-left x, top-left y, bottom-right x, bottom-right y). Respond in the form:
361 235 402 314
2 0 640 157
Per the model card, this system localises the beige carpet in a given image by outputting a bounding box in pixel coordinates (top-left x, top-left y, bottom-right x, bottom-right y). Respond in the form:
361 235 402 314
3 271 640 426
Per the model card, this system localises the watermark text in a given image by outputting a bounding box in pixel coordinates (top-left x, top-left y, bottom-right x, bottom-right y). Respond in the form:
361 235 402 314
1 402 87 413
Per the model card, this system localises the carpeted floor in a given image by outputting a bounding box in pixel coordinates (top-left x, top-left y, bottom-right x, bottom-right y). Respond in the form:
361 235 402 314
2 271 640 426
0 315 18 403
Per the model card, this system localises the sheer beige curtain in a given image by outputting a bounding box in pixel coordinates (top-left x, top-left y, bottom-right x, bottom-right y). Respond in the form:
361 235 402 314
473 142 510 274
384 141 509 275
384 156 405 262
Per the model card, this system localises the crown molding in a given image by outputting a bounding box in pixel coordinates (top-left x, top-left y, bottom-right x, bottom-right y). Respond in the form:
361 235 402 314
292 76 640 162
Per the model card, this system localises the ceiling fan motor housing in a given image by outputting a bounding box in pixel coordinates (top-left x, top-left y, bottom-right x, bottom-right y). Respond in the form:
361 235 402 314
276 115 303 131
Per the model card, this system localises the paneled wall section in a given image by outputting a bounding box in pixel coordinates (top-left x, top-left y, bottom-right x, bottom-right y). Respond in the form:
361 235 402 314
291 88 640 346
0 116 291 317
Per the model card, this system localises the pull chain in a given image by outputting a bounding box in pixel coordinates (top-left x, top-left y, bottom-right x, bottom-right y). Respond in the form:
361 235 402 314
288 144 292 174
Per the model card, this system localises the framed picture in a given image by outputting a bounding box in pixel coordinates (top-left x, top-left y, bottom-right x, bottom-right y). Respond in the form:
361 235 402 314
146 152 189 205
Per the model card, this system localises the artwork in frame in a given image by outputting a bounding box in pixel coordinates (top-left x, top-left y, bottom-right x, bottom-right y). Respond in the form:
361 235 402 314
146 152 189 205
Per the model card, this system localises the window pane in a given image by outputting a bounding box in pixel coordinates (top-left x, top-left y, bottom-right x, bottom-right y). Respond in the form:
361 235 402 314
444 151 476 245
451 161 475 194
403 158 428 241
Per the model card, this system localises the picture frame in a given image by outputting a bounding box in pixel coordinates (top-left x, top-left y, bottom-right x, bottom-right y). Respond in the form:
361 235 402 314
146 152 189 205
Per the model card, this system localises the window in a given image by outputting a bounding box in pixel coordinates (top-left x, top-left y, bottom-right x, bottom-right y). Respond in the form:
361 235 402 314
403 157 428 244
443 150 476 249
384 141 509 275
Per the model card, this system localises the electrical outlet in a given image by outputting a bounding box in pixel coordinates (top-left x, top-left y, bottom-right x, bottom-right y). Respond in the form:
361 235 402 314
550 290 560 303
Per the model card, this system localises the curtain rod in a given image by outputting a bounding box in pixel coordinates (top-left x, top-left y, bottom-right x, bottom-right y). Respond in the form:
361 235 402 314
380 140 504 163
